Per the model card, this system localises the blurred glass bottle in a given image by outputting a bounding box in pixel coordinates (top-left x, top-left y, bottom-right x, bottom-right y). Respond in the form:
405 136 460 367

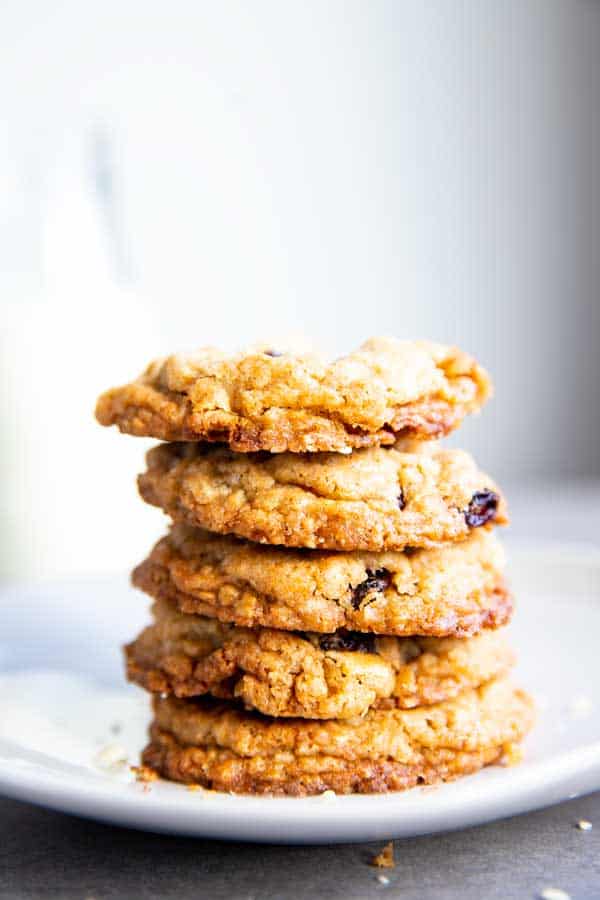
1 124 164 581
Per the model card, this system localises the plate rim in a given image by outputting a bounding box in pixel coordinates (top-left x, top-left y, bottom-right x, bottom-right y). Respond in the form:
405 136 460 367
1 736 599 843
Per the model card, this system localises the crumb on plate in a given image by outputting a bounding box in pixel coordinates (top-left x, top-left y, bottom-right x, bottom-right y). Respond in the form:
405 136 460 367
500 741 523 766
93 743 128 771
131 764 159 783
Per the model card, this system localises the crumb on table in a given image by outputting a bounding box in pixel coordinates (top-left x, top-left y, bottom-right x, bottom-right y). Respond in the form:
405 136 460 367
370 842 395 868
539 888 571 900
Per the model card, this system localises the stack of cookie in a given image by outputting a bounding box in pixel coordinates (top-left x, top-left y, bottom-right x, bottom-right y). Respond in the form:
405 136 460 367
96 338 533 795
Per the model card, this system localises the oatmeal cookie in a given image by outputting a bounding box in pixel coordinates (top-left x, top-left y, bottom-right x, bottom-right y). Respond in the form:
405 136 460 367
141 678 534 795
132 525 512 637
95 338 491 452
138 441 507 551
126 599 514 718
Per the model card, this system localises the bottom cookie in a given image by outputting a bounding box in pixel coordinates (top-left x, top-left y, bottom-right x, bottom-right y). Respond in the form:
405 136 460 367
141 678 534 796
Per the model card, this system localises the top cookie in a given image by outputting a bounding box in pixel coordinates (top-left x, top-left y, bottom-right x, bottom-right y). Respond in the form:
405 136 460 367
95 338 491 453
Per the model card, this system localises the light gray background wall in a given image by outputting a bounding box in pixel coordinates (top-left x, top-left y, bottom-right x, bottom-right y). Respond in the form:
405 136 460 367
1 0 599 578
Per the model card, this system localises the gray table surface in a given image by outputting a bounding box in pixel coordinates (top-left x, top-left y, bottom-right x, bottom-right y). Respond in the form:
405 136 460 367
2 484 600 900
1 792 599 899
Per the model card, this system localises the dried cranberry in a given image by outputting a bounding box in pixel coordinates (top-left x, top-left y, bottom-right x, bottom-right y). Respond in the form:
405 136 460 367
350 568 391 610
319 630 376 653
465 491 499 527
398 488 406 509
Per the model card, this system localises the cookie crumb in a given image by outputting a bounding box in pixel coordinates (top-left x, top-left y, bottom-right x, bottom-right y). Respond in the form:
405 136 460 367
539 889 570 900
376 874 390 885
500 741 523 766
131 765 159 783
93 744 128 771
319 789 337 803
576 819 592 831
370 842 395 868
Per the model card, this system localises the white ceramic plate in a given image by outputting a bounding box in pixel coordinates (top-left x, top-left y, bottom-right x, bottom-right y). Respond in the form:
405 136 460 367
0 542 599 844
